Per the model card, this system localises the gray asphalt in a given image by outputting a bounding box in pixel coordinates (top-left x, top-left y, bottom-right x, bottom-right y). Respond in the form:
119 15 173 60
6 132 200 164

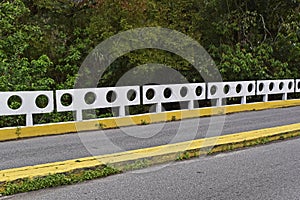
0 106 300 170
5 135 300 200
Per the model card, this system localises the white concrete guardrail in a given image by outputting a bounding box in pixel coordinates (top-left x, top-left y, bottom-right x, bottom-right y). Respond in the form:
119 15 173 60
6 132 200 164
142 83 206 112
0 79 299 126
207 81 256 106
56 86 140 121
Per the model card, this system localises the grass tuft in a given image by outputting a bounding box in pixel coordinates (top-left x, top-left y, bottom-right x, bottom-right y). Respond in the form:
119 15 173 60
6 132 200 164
0 166 120 196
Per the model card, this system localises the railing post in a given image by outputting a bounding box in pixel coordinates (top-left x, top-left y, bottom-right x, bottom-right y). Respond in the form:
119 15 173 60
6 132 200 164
188 100 194 110
263 94 268 102
119 106 126 117
282 93 287 100
76 110 83 121
216 98 222 107
156 103 162 113
241 96 247 104
26 114 33 126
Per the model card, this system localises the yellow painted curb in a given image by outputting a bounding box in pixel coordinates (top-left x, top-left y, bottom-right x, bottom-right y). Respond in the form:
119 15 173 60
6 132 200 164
1 122 300 182
0 99 300 142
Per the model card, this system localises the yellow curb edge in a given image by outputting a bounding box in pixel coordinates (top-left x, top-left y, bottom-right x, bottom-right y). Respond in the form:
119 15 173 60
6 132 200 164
1 122 300 182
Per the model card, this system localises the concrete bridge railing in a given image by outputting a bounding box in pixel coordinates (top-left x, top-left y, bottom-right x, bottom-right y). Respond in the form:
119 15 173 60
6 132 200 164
0 79 299 126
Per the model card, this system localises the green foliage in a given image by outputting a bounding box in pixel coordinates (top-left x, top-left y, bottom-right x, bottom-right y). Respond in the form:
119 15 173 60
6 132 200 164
15 126 21 138
140 119 149 125
210 43 291 80
4 0 299 87
176 151 191 161
1 166 120 196
204 0 300 80
171 116 177 121
0 0 299 127
0 0 54 91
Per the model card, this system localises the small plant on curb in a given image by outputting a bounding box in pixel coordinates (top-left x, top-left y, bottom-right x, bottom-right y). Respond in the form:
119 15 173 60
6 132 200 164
207 150 214 155
140 119 149 125
95 122 106 129
176 152 190 161
171 116 176 121
15 126 21 138
227 144 234 151
261 137 269 144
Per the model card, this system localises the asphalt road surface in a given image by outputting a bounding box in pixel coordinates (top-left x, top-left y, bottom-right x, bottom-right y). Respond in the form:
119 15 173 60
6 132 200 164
5 135 300 200
0 106 300 170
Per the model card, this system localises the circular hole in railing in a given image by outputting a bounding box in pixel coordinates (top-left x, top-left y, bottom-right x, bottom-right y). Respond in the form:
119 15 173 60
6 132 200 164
288 81 293 90
8 95 22 110
248 84 253 93
127 89 137 101
269 82 274 91
84 92 96 105
210 85 217 95
236 84 242 93
61 93 72 107
180 86 188 97
35 95 49 109
195 86 203 96
146 88 155 100
106 90 117 103
259 83 264 92
163 88 172 99
223 85 230 94
279 82 284 90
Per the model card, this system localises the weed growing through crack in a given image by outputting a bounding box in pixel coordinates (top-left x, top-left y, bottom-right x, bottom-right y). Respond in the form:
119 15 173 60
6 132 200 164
171 116 176 121
176 152 190 161
140 119 149 125
95 122 106 129
15 127 21 138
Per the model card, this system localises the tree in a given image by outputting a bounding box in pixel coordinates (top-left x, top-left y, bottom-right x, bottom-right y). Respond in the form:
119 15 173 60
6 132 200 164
0 0 54 91
201 0 299 80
